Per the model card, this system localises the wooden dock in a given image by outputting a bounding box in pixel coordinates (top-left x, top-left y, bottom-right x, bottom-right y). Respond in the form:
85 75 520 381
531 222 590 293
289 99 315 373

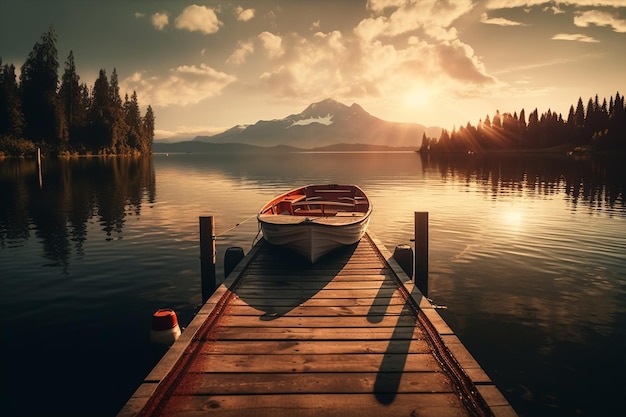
118 232 517 417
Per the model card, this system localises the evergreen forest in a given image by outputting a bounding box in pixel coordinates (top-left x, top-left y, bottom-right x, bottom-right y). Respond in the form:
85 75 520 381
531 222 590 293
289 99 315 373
0 27 154 157
420 92 625 154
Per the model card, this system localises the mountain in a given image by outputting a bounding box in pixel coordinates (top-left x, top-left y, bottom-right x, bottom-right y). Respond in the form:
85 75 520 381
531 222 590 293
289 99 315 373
194 98 441 148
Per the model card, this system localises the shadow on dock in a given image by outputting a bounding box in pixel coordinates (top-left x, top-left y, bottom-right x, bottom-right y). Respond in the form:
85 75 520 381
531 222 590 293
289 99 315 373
228 239 420 406
228 241 358 320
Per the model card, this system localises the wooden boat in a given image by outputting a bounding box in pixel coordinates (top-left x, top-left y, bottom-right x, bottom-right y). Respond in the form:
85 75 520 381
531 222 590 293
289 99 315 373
257 184 372 263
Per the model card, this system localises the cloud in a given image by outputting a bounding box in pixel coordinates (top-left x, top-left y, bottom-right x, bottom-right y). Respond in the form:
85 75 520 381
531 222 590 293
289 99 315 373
175 5 222 35
134 12 145 19
235 6 255 22
545 5 565 14
122 64 236 107
574 10 626 33
227 40 255 65
551 33 600 42
492 53 600 74
247 0 497 106
256 25 495 104
259 31 284 58
480 12 525 26
486 0 626 9
258 32 357 99
356 0 474 41
354 16 389 42
226 31 284 66
367 0 409 13
437 40 496 84
151 12 169 30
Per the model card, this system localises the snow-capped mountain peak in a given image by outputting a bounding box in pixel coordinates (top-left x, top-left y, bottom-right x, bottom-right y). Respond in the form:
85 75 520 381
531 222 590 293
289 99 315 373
290 114 333 127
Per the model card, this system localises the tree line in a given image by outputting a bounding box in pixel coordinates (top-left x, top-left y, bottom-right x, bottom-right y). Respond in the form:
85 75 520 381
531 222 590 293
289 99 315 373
0 27 154 157
420 93 625 154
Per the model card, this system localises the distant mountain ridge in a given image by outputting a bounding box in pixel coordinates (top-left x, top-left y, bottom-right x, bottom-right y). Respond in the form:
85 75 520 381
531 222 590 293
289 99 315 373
152 141 411 154
194 98 441 148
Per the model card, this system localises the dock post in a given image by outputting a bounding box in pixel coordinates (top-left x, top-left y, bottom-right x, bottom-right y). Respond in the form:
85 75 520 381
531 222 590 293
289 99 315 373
414 211 428 297
199 216 216 304
393 245 413 279
224 246 245 279
37 147 42 189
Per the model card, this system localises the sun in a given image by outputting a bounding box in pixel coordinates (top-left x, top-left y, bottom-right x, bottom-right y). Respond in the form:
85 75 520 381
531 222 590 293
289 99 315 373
403 87 432 108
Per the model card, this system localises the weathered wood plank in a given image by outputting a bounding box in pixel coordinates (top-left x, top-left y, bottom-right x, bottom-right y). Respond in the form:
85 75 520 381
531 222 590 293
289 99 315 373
233 278 398 290
156 393 471 417
232 287 404 300
176 371 454 395
189 352 439 373
221 303 415 317
228 296 407 308
213 326 424 341
215 314 417 328
245 262 386 272
199 340 432 355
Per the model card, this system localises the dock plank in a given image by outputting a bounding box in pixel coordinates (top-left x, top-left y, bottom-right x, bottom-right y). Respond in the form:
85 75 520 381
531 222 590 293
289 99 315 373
199 340 433 355
212 326 422 341
176 371 453 395
156 393 471 417
189 352 440 373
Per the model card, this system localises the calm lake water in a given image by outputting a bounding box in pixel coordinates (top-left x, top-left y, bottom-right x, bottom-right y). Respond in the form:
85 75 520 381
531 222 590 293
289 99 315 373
1 151 624 417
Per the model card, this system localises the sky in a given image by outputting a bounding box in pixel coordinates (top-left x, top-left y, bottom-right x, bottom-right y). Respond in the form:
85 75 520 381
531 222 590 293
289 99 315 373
1 0 625 141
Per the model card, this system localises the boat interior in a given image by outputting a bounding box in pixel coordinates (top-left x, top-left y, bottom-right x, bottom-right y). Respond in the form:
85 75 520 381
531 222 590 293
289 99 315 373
261 185 369 217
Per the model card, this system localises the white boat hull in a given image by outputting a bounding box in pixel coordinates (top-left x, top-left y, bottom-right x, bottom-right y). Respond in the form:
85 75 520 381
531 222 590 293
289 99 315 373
258 214 371 263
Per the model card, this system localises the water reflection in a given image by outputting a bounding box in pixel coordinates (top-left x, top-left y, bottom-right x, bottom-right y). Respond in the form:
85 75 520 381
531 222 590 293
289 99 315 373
1 153 623 271
0 157 155 270
419 153 625 216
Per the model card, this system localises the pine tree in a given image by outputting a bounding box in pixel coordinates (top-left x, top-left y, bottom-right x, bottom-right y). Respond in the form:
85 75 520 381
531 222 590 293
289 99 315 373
124 91 142 152
108 68 128 152
19 26 67 148
142 105 155 154
0 61 24 138
59 51 88 147
519 109 526 128
89 69 111 152
574 98 585 128
492 110 502 129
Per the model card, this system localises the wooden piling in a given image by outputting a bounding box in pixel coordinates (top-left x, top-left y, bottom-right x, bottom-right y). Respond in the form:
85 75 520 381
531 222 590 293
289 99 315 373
199 216 216 303
393 244 413 278
224 246 245 279
414 212 428 297
37 147 42 189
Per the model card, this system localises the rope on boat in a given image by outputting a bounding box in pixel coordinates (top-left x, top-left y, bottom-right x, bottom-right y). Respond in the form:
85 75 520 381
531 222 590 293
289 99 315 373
215 213 258 238
252 222 263 247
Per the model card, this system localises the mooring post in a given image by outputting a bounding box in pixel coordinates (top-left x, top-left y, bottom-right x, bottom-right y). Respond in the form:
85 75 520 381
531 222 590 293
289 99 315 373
224 246 245 279
414 211 429 297
37 147 42 189
199 216 216 303
393 244 413 279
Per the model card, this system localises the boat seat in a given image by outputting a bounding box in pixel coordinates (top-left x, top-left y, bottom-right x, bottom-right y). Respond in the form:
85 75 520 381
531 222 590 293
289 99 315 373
293 209 332 216
292 201 355 208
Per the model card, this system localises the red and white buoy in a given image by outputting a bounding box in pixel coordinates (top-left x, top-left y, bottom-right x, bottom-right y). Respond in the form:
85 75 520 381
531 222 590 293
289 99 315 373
150 309 181 345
